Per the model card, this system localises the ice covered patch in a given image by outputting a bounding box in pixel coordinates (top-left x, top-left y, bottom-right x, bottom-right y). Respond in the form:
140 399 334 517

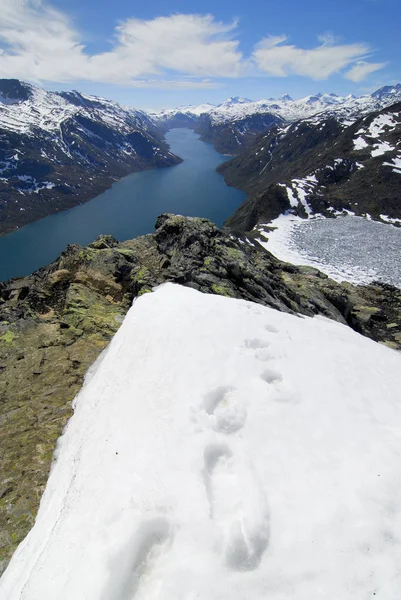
257 214 401 288
1 283 401 600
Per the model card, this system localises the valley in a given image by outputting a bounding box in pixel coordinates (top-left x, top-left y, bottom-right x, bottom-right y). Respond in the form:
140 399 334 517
0 77 401 593
0 129 245 281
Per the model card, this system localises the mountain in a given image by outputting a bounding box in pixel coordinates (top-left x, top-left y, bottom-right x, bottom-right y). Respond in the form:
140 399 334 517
150 86 401 154
1 213 401 576
0 80 181 235
219 102 401 231
372 83 401 100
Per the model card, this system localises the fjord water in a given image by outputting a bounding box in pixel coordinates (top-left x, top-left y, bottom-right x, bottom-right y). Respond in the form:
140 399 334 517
0 129 246 281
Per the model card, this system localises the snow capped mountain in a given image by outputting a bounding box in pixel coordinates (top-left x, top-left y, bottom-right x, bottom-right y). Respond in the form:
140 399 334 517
152 85 401 127
0 79 155 136
0 79 180 235
220 100 401 230
150 85 401 154
1 282 401 599
372 83 401 100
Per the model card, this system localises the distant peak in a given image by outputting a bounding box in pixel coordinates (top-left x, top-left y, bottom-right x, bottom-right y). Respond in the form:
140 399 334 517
0 79 33 104
279 94 293 102
371 83 401 99
220 96 253 106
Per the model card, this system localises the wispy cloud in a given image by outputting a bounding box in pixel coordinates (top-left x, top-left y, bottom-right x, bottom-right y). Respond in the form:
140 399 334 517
0 1 387 88
345 61 386 82
252 35 383 80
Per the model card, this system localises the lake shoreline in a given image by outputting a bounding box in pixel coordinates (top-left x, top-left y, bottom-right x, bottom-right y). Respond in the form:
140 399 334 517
0 129 246 281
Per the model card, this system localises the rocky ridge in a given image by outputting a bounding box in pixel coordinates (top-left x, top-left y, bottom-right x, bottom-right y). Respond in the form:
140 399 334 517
1 213 400 574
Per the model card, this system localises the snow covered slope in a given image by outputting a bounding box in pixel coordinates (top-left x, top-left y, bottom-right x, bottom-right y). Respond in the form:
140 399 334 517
150 85 401 153
0 80 180 235
1 283 401 599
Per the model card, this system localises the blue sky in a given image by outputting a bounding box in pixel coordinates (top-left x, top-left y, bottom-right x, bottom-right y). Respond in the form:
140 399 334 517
0 0 400 109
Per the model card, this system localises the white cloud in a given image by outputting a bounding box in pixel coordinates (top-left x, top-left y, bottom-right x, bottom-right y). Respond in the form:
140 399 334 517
345 61 386 82
0 1 388 88
0 2 243 84
252 36 384 81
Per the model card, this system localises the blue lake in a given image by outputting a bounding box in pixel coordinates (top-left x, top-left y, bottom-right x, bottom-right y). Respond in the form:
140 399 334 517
0 129 246 281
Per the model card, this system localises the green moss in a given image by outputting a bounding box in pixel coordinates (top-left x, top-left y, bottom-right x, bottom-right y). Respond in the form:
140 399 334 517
77 248 96 262
211 283 235 298
224 246 244 261
0 330 16 344
115 247 135 259
138 287 152 296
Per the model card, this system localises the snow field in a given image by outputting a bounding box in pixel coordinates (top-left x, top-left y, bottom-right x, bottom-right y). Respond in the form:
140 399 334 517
1 283 401 598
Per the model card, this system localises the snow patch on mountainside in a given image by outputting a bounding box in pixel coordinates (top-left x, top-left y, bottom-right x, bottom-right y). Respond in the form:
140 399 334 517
383 156 401 174
353 108 401 160
1 283 401 599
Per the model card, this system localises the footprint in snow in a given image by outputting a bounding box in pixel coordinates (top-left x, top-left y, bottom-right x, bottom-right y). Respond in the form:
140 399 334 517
202 442 270 572
259 369 298 404
201 386 247 434
103 517 173 600
243 338 270 350
260 368 283 385
264 323 279 334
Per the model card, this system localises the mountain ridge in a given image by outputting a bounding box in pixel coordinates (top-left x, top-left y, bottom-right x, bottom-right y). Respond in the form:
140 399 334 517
220 101 401 230
0 80 181 235
150 84 401 153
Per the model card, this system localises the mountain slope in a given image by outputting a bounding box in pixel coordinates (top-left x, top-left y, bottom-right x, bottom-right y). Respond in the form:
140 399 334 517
220 102 401 231
150 86 401 154
0 80 181 235
1 282 401 599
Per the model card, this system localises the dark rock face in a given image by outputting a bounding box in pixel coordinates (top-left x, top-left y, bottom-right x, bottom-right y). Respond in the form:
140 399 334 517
1 214 400 574
220 103 401 231
194 112 284 154
0 80 32 104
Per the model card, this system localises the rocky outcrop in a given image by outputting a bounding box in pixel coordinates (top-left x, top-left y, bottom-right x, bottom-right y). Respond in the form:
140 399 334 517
0 214 400 573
